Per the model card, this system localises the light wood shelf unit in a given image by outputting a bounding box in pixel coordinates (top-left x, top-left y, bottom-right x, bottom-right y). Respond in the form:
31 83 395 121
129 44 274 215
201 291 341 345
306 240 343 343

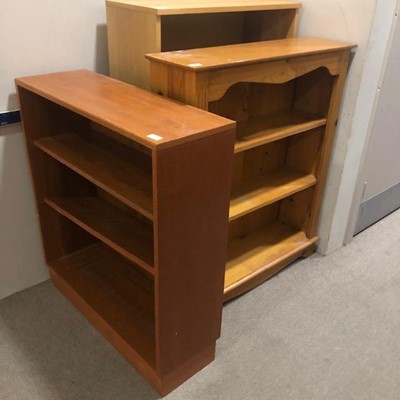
16 69 236 395
146 37 356 301
106 0 301 89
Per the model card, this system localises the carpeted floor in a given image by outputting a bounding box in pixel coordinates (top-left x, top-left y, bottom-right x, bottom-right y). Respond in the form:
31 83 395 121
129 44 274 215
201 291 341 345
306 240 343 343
1 209 400 400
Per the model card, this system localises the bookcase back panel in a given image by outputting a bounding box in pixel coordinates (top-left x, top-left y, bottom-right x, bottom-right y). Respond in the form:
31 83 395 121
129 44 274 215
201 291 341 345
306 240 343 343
208 68 333 133
83 126 153 190
286 127 325 175
248 81 295 118
209 82 252 122
49 206 99 256
232 129 322 186
90 121 152 156
243 9 298 42
43 157 97 198
96 189 153 226
279 187 315 233
208 81 294 122
18 88 90 139
36 163 99 258
232 140 288 185
294 67 334 117
229 186 315 243
161 9 297 52
162 13 244 51
228 203 279 241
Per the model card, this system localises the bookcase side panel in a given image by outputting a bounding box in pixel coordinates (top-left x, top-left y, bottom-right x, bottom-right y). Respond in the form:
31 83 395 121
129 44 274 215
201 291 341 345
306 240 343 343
107 6 161 89
153 129 235 377
306 52 351 238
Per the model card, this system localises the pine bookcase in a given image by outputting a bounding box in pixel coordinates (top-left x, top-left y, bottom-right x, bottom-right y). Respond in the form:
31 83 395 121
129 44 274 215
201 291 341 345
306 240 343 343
16 69 236 395
146 37 356 301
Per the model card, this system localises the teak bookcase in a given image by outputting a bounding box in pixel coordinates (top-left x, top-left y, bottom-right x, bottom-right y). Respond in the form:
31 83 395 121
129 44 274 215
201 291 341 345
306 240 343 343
146 37 356 301
106 0 301 88
16 70 236 395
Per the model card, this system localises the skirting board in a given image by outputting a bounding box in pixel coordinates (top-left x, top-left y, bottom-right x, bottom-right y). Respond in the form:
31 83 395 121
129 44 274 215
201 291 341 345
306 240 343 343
355 182 400 235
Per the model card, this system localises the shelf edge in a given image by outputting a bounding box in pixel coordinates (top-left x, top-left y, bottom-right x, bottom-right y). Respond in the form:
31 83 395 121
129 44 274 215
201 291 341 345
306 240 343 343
234 118 327 153
224 235 319 301
229 171 317 221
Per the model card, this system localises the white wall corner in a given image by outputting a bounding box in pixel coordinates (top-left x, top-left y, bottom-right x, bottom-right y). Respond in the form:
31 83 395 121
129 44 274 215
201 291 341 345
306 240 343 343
317 0 400 254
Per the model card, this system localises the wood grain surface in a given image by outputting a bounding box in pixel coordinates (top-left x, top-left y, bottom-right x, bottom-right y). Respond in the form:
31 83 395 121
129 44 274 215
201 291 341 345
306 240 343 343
16 70 235 149
106 0 301 15
146 37 356 71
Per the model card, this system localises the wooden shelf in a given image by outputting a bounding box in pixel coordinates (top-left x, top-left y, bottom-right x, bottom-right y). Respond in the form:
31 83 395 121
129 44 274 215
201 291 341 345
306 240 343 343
229 168 316 221
235 110 326 153
147 38 354 302
45 197 154 273
50 243 156 368
225 220 318 297
35 133 154 220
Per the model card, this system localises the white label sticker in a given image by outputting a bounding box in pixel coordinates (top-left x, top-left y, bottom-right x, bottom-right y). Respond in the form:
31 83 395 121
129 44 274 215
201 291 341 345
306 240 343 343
188 63 203 67
147 133 163 141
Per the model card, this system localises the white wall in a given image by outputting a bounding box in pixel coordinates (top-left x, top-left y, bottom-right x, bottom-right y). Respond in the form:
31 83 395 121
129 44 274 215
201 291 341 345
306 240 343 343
0 0 108 300
296 0 377 253
359 13 400 202
343 0 400 237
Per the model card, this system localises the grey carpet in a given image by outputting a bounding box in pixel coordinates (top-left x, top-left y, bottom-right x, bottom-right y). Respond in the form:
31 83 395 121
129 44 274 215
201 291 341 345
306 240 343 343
1 209 400 400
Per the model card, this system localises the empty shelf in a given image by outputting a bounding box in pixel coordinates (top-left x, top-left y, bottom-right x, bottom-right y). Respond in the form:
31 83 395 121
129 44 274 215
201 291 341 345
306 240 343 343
50 243 156 368
35 133 153 219
225 220 317 295
229 168 316 221
235 111 326 153
45 197 154 273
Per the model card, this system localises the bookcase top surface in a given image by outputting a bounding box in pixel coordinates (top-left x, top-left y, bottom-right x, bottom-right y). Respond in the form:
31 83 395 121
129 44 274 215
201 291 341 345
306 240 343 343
15 70 235 150
146 37 357 71
106 0 301 15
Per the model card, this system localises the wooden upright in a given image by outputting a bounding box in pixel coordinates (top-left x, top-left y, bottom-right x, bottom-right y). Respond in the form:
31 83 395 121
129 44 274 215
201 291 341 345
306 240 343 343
146 37 356 301
16 70 235 395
